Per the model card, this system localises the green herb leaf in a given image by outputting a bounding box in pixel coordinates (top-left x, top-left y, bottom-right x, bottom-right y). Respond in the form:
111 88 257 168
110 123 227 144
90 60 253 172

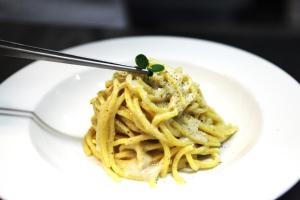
149 64 165 72
135 54 149 69
147 70 154 76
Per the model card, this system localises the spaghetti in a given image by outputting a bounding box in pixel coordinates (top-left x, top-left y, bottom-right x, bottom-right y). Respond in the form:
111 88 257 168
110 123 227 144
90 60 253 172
83 60 237 185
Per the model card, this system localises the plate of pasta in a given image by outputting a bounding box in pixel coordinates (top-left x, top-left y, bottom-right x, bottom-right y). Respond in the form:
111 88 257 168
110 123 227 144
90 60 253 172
0 36 299 200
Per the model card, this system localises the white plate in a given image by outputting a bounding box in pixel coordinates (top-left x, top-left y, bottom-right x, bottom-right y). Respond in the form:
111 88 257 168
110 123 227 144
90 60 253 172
0 36 299 200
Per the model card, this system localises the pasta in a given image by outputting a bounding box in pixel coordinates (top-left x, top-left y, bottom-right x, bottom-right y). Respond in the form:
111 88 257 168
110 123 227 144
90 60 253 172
83 60 237 186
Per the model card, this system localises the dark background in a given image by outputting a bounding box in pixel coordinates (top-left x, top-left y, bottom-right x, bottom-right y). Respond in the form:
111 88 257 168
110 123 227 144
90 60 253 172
0 0 299 199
